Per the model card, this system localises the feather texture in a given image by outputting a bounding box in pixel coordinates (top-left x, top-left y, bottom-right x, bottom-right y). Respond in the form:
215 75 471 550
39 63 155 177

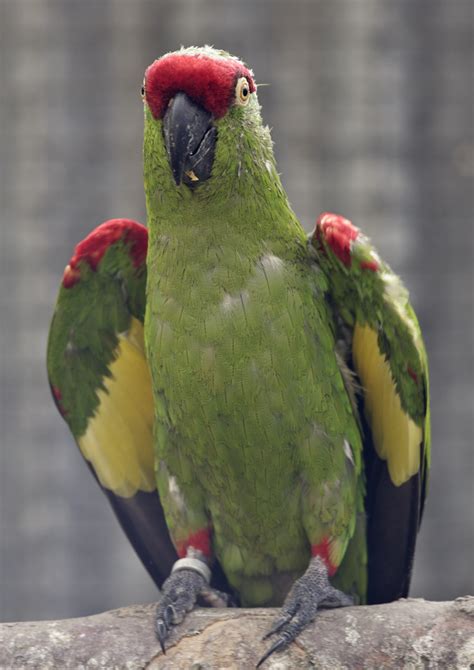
78 318 155 497
352 323 422 486
47 49 430 610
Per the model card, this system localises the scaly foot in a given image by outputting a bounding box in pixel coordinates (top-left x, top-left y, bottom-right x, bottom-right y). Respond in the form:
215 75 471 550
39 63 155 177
257 557 353 667
155 557 231 653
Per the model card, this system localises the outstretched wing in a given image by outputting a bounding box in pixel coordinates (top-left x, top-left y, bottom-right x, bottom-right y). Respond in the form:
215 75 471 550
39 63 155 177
311 213 430 603
47 219 177 588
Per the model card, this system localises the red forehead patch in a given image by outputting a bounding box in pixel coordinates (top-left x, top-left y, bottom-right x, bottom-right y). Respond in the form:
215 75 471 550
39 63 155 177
145 54 255 120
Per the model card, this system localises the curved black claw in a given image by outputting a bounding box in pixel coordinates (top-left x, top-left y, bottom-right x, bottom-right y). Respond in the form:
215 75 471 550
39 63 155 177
155 568 206 654
257 557 353 667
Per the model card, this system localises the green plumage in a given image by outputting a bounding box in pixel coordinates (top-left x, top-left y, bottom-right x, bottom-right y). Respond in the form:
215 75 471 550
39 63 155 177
47 47 429 622
48 240 147 438
144 48 365 605
314 226 429 431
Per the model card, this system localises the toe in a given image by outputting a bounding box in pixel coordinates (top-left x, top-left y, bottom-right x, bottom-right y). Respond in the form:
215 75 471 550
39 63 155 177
262 608 297 640
258 556 353 666
154 567 207 652
258 611 309 667
155 617 168 654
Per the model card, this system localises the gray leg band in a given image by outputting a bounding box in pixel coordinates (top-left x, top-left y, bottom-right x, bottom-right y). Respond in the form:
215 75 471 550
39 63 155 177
171 557 211 584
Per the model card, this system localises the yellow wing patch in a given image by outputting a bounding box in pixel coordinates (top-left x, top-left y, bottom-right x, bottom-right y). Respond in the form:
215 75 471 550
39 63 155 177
78 318 156 497
352 323 421 486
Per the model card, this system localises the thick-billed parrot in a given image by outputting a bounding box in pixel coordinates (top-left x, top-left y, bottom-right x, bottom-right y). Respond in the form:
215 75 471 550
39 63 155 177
47 46 430 665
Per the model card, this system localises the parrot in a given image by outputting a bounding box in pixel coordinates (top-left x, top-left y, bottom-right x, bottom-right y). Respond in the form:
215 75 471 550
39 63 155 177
47 46 430 665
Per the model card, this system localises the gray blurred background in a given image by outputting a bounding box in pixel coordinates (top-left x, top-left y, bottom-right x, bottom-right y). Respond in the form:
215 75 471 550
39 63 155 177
0 0 472 622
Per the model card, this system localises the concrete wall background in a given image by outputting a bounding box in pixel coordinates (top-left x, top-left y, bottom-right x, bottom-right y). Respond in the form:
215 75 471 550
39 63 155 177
0 0 472 621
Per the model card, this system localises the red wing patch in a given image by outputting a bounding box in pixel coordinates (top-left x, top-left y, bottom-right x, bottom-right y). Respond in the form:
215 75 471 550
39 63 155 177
63 219 147 288
313 212 359 267
50 384 68 417
407 366 419 384
62 264 82 289
360 259 379 272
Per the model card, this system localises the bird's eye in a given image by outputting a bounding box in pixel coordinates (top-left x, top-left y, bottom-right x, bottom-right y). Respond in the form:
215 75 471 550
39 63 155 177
235 77 251 106
141 79 146 101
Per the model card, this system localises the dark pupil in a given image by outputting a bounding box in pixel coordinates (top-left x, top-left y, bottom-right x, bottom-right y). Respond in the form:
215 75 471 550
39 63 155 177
242 87 248 97
141 86 145 96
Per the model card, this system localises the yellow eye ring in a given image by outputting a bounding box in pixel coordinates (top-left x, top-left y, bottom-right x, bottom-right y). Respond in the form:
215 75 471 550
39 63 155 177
235 77 251 106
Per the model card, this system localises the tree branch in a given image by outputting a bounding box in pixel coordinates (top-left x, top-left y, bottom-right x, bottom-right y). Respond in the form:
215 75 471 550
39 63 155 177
1 597 473 668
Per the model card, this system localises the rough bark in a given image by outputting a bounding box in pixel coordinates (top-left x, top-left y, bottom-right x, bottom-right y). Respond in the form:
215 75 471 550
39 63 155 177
0 597 473 669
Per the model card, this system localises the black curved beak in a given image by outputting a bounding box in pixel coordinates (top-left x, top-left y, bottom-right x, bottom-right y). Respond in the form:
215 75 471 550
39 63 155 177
163 92 217 187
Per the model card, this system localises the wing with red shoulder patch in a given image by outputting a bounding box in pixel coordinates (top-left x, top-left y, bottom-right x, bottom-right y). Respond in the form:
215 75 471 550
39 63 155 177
310 212 430 603
47 219 177 588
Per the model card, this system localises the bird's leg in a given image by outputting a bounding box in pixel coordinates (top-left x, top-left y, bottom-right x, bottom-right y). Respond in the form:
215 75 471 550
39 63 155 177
155 546 232 653
257 556 353 667
155 551 208 653
155 465 234 651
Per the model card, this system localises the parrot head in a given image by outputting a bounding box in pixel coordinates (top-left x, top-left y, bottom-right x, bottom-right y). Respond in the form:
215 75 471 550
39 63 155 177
143 46 257 188
142 46 278 205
